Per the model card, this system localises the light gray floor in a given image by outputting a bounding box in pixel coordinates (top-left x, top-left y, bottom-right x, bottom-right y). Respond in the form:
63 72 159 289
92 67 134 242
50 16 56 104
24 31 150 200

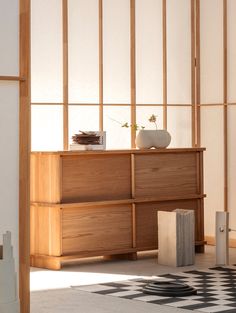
31 246 236 313
31 288 192 313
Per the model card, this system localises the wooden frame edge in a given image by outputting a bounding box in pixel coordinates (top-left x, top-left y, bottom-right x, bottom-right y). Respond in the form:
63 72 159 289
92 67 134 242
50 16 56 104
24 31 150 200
195 0 201 147
191 0 196 147
162 0 167 130
130 0 136 148
19 0 31 312
223 0 228 212
0 76 25 81
99 0 104 131
63 0 69 150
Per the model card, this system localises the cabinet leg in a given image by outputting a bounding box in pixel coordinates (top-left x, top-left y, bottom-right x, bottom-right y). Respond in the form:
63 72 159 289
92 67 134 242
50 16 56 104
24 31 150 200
30 255 62 270
195 245 205 253
104 252 137 261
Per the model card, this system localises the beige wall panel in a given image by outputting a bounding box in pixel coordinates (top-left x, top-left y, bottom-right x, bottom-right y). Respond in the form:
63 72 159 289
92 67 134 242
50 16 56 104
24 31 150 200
166 0 191 104
0 82 19 269
136 0 163 104
136 107 163 130
68 0 99 103
69 106 99 144
228 107 236 239
31 105 63 151
0 0 19 75
103 106 131 149
103 0 130 104
167 107 192 148
201 108 224 237
200 0 223 104
31 0 63 102
227 0 236 102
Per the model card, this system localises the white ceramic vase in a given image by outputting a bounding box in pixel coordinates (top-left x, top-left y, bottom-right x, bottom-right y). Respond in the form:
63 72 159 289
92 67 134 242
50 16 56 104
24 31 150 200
136 129 171 149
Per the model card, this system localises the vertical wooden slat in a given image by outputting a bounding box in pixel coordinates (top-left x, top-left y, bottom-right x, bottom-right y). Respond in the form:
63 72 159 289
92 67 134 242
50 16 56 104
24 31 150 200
63 0 69 150
195 0 201 146
162 0 167 130
20 0 31 312
131 153 135 198
191 0 196 147
99 0 104 131
130 0 136 148
223 0 228 212
196 152 200 194
132 203 136 248
199 151 204 195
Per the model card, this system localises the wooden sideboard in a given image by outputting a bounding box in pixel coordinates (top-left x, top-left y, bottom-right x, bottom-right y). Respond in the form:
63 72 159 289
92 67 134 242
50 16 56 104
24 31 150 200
30 148 205 270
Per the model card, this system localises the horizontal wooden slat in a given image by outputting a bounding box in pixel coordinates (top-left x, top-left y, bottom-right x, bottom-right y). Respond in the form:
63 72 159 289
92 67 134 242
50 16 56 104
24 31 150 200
31 102 63 105
31 199 134 208
31 194 206 208
134 194 206 203
31 102 236 107
0 75 25 81
31 148 206 156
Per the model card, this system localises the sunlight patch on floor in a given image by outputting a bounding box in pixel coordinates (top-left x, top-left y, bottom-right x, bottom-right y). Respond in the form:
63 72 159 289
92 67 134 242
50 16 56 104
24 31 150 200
30 270 141 291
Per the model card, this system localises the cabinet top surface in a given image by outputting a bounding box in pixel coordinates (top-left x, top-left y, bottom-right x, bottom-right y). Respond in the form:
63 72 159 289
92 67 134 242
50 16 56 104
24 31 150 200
31 148 205 156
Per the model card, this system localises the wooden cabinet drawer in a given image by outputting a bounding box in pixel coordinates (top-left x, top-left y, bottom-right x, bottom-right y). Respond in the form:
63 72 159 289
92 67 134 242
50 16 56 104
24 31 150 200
61 155 132 203
62 204 133 255
136 200 201 249
135 153 198 198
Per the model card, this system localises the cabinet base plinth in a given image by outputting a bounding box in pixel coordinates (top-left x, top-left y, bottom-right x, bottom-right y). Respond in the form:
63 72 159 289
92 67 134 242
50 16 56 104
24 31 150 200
103 252 137 261
30 252 138 270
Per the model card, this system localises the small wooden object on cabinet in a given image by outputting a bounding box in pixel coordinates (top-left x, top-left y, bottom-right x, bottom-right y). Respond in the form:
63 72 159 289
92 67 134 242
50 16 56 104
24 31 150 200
30 148 205 270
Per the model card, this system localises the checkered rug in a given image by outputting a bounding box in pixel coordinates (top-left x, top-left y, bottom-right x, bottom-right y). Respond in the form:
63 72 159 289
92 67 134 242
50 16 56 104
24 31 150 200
72 266 236 312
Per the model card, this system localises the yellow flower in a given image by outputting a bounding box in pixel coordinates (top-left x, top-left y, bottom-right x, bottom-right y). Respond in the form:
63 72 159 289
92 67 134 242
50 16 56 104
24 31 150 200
122 122 129 128
148 114 157 123
148 114 158 130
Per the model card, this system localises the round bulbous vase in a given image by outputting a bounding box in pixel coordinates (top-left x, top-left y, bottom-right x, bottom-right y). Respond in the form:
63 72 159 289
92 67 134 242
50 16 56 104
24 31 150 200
136 129 171 149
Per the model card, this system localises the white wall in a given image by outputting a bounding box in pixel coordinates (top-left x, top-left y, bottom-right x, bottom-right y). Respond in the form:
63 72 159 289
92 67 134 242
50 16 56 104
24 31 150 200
31 0 192 150
0 0 19 270
227 0 236 238
200 0 236 240
30 0 235 239
200 0 224 238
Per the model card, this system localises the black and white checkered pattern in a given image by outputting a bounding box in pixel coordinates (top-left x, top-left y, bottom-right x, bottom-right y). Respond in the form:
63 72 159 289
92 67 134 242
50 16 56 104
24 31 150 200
72 267 236 312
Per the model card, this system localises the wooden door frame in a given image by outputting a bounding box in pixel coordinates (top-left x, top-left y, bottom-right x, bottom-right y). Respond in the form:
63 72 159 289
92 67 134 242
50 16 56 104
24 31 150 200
17 1 199 311
18 1 229 311
19 0 31 312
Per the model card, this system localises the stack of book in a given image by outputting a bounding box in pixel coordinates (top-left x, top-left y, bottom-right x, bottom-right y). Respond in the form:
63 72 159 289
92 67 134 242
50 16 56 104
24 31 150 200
70 131 106 151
